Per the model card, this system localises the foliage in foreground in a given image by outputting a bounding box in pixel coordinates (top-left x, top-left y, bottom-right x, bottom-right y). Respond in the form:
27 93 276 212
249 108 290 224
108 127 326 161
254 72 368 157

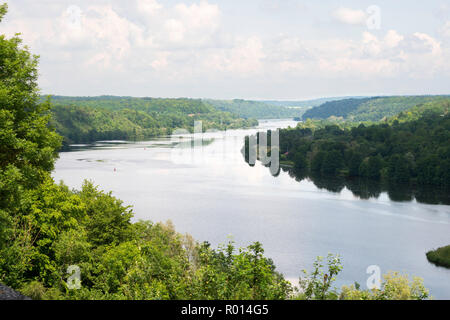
0 179 431 300
292 254 429 300
0 179 291 300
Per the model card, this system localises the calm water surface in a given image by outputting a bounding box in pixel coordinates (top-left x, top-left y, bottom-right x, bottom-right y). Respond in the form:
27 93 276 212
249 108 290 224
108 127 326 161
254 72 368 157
53 120 450 299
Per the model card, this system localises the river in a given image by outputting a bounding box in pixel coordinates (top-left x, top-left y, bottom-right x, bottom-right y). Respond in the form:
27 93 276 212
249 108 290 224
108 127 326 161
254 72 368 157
52 119 450 299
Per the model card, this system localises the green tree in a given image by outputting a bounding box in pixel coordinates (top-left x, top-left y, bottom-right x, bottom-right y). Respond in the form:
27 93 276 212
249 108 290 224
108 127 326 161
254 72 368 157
297 254 343 300
348 153 362 177
321 150 344 175
360 155 383 180
388 155 410 184
293 152 308 171
0 4 61 286
311 151 326 174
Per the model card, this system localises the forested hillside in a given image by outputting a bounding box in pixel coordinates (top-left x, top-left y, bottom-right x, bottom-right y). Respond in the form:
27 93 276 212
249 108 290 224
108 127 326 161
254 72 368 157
262 97 366 108
47 96 258 147
302 96 449 121
49 96 214 113
277 99 450 189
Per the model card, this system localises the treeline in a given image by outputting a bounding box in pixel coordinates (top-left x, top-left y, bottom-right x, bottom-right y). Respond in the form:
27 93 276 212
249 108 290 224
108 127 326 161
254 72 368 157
48 96 214 114
302 95 449 121
280 167 450 204
47 96 258 148
279 99 450 189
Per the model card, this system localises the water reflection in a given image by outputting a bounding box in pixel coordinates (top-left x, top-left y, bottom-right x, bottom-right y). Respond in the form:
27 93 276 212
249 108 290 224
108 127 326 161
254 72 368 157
284 167 450 205
53 119 450 299
243 141 450 205
67 136 216 152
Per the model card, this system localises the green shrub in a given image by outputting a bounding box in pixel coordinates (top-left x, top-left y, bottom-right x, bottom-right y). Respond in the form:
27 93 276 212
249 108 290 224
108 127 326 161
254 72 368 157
340 272 429 300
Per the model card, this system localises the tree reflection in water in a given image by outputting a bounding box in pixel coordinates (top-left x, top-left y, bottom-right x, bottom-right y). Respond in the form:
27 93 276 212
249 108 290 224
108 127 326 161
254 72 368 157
283 167 450 205
241 135 449 205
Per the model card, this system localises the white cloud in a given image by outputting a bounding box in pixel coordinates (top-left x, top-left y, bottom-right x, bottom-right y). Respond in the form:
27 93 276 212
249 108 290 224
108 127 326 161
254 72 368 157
137 0 162 17
1 1 449 97
333 7 366 25
168 1 220 46
384 30 404 48
204 36 265 75
412 32 442 55
150 52 169 71
164 18 185 43
174 1 219 31
227 37 265 74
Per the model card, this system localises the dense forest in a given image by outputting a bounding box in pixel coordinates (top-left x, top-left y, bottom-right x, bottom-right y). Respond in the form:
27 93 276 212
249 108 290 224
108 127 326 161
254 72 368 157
47 96 258 148
302 96 450 121
0 4 433 300
248 99 450 198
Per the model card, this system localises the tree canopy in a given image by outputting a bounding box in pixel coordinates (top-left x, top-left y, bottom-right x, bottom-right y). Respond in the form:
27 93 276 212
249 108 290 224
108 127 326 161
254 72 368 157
0 2 61 255
47 96 258 148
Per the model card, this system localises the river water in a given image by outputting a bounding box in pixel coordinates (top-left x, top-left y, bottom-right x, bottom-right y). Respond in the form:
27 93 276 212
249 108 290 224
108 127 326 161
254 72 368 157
53 119 450 299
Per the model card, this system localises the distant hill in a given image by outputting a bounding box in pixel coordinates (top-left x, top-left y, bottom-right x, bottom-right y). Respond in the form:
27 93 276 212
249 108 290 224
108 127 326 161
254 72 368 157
205 99 306 119
43 96 258 147
47 96 368 121
48 96 310 120
261 97 366 108
302 95 450 121
207 97 369 120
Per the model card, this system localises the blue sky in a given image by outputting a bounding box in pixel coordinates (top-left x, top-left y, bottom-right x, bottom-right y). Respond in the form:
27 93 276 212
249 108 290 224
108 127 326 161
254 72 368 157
1 0 449 99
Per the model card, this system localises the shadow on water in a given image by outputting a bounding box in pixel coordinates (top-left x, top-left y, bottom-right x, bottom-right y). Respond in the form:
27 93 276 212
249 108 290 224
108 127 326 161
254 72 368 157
64 137 215 152
283 167 450 205
241 135 450 205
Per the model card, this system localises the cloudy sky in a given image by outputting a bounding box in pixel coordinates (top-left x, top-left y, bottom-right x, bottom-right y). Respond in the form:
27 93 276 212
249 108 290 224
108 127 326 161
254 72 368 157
2 0 450 99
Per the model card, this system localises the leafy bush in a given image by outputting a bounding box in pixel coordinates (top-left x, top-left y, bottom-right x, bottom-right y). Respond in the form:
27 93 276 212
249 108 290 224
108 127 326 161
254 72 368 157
296 254 343 300
340 272 429 300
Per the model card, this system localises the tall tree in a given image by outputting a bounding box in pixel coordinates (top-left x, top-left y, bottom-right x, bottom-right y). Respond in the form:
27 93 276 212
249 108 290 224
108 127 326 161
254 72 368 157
0 3 61 259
